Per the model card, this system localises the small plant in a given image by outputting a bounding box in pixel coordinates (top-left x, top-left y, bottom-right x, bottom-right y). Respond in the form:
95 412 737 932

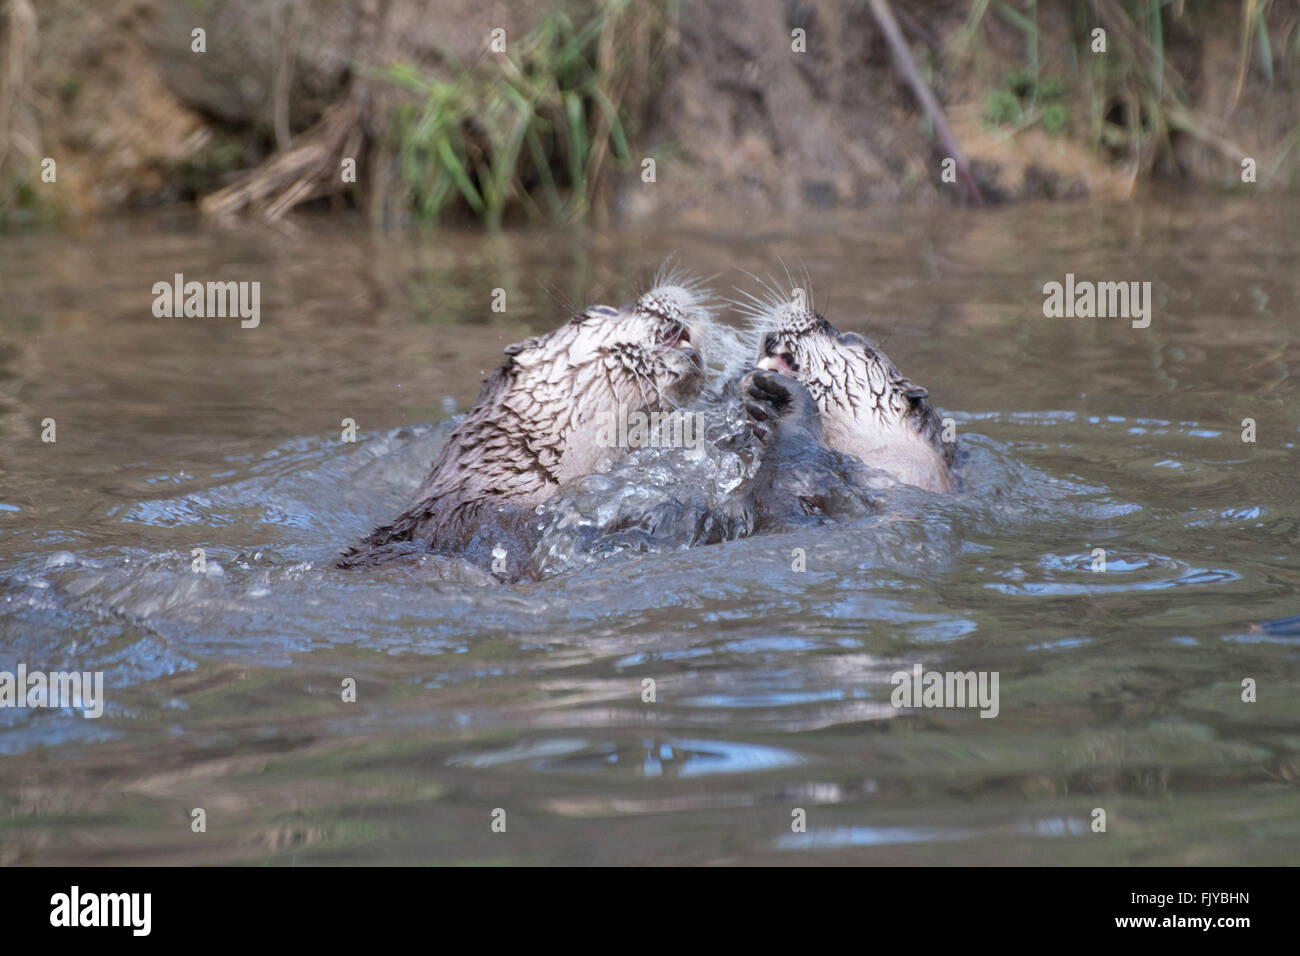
1041 102 1069 136
984 69 1069 136
984 88 1023 126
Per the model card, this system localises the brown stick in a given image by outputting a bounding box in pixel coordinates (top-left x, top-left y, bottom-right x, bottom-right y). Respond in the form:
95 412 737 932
0 0 40 175
199 97 361 223
865 0 983 206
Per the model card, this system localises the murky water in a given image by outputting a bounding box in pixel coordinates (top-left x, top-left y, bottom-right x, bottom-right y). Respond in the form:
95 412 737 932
2 198 1297 865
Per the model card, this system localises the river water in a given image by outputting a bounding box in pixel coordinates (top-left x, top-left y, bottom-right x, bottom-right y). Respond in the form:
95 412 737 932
1 198 1297 864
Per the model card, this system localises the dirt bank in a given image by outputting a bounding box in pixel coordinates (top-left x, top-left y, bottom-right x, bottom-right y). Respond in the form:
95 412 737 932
2 0 1296 225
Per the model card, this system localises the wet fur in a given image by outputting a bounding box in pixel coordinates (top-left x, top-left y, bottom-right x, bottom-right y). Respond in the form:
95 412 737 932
732 279 958 493
336 269 954 580
739 369 881 527
338 278 730 575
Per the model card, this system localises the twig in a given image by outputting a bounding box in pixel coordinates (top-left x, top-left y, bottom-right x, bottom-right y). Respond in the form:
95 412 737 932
865 0 983 206
200 97 362 223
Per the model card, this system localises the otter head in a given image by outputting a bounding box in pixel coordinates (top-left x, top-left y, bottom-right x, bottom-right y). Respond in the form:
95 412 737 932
455 282 713 501
343 281 720 567
751 296 956 493
524 283 708 410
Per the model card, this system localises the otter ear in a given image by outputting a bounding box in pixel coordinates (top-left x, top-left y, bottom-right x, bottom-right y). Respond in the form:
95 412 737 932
504 336 542 360
837 331 869 349
903 385 930 411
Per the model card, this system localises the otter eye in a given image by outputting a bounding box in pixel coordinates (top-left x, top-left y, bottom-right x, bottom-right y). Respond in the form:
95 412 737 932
504 335 540 357
571 305 618 326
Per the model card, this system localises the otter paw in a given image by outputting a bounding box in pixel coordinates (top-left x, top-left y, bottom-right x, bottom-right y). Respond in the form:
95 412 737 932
741 369 821 441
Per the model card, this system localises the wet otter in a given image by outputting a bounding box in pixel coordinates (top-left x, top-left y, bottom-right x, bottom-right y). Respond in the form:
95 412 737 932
737 367 883 527
337 279 736 577
338 276 952 581
740 290 958 493
518 362 884 578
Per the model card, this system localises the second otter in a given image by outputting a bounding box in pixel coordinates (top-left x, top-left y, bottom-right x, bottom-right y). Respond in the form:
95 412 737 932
748 295 958 493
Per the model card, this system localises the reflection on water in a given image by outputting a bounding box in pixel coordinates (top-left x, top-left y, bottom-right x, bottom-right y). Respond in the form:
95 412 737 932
779 815 1090 850
448 737 803 777
1 199 1298 865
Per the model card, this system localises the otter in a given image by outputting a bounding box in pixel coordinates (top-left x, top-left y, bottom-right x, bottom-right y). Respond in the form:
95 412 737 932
516 362 885 579
337 278 739 578
338 276 954 582
736 367 884 528
740 291 958 493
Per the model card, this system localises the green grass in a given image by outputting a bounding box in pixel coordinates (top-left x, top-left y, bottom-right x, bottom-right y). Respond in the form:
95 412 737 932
379 0 665 226
984 67 1070 136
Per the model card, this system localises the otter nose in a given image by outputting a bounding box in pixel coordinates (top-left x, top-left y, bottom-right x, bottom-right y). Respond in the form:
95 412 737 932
756 351 798 374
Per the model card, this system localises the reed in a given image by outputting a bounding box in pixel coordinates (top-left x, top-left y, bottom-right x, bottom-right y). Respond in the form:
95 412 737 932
967 0 1295 184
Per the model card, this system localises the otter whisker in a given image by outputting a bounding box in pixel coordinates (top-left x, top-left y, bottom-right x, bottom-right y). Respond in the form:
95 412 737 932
536 279 582 319
653 254 673 290
722 292 779 320
653 255 719 299
735 268 792 311
724 287 788 323
778 257 798 300
623 359 657 412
